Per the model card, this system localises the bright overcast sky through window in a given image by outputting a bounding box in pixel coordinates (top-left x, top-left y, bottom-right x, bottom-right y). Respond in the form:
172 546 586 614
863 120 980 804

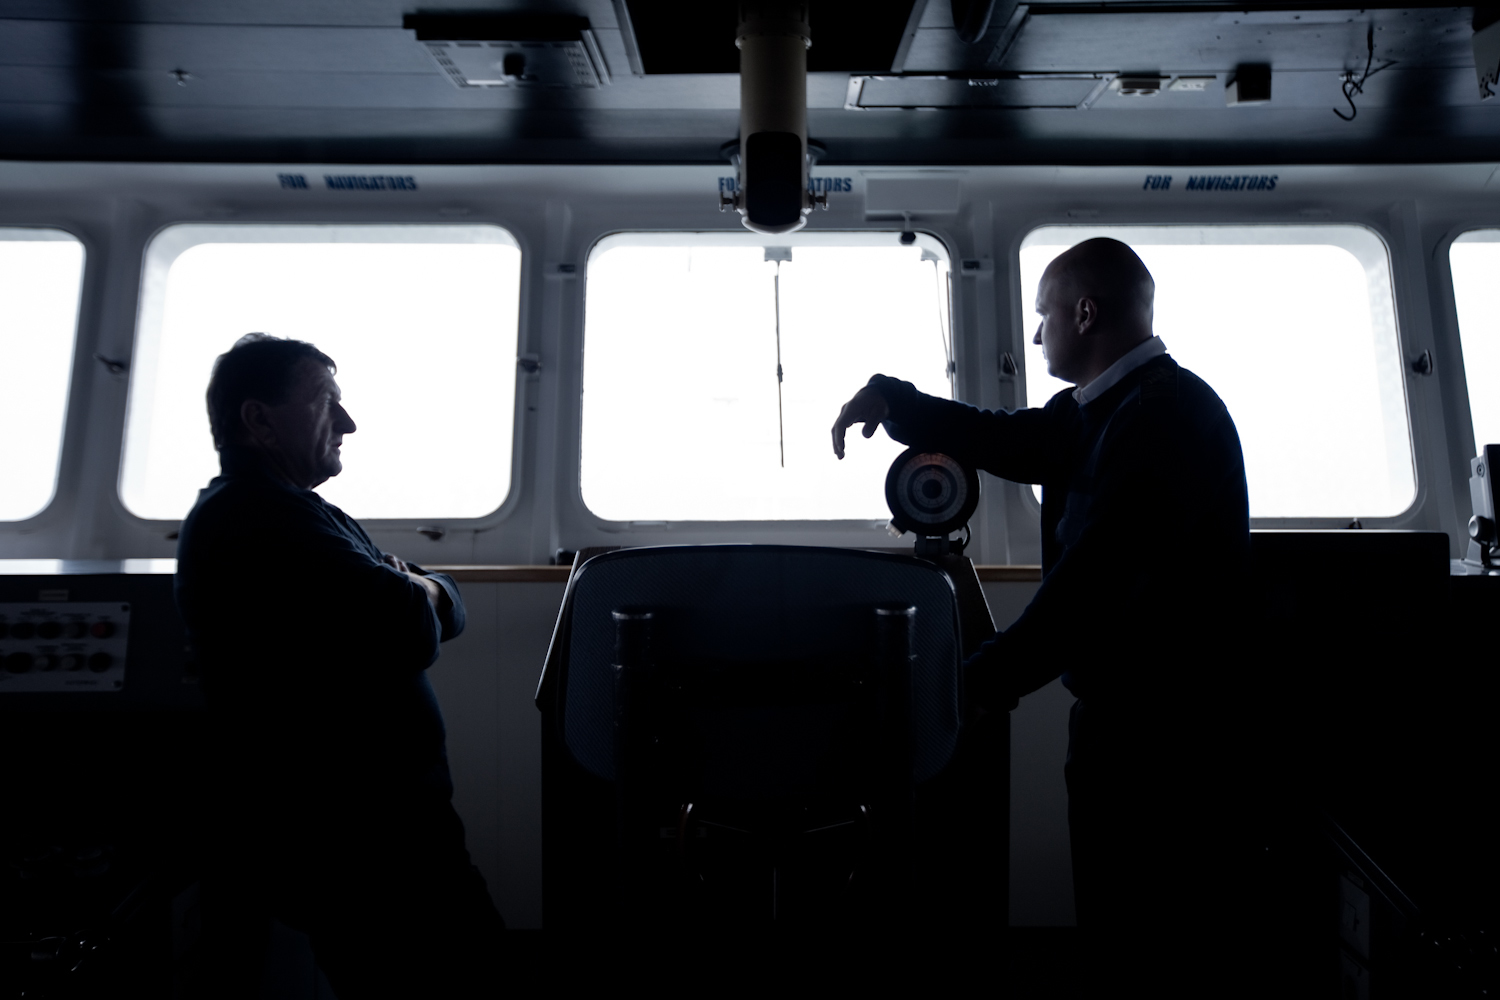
1450 231 1500 455
121 226 521 521
0 230 84 521
1019 226 1414 519
581 234 953 521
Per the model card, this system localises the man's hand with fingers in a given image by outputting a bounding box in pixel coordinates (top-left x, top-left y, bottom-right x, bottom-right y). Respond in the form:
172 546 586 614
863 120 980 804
830 383 890 459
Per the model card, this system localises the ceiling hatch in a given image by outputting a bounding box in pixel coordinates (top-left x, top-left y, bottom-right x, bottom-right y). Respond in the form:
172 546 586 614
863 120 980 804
622 0 919 73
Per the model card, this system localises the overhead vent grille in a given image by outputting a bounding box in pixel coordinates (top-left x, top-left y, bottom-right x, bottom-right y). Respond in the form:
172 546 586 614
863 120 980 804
846 73 1113 110
404 13 611 88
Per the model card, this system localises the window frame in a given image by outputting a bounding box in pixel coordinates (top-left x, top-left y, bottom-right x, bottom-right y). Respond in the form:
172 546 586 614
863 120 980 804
0 225 89 524
1444 227 1500 463
1009 220 1420 527
573 227 959 531
117 221 530 528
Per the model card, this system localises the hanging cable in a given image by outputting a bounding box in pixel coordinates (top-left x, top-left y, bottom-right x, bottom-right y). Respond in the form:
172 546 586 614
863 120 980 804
1334 24 1397 121
931 257 955 383
774 260 786 468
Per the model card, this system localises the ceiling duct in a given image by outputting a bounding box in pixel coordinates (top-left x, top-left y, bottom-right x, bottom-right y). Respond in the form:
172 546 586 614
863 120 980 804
404 13 610 89
951 0 998 44
726 1 826 235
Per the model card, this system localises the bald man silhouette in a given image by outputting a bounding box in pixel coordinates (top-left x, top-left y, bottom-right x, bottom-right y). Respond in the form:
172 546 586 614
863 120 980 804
834 238 1253 994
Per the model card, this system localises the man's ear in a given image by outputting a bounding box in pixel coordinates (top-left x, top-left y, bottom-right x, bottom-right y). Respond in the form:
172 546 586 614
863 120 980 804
1075 296 1101 336
239 398 277 449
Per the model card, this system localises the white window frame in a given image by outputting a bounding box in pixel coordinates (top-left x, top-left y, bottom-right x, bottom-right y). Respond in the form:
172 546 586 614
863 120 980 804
575 228 958 531
0 226 87 523
1013 222 1416 525
1448 228 1500 460
119 222 527 526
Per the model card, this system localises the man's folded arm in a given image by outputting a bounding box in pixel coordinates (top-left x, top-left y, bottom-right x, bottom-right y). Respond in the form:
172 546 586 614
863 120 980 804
405 564 466 641
287 517 446 671
868 374 1060 485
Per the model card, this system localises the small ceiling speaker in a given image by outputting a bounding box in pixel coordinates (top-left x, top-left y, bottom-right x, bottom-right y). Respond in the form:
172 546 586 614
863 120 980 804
1226 64 1272 105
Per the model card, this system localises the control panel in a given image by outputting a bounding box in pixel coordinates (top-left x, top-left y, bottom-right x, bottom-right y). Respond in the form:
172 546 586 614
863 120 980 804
0 603 131 693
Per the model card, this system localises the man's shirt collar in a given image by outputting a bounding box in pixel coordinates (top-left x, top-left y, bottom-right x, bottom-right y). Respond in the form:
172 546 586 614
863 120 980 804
217 448 313 495
1072 336 1168 406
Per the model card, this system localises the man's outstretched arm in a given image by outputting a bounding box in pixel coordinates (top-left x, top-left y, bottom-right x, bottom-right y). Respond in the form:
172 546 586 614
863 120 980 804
832 374 1064 485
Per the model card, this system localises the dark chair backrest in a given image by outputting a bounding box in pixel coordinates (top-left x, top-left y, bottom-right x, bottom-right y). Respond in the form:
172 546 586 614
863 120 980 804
536 544 995 929
554 544 963 795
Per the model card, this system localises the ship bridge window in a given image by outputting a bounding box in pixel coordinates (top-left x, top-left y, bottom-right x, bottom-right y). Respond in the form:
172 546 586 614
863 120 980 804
1450 230 1500 452
1020 225 1414 519
0 229 85 522
120 225 522 521
580 232 953 522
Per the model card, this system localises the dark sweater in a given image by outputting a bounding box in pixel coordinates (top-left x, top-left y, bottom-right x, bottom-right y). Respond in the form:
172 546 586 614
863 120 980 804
175 455 465 807
872 353 1249 705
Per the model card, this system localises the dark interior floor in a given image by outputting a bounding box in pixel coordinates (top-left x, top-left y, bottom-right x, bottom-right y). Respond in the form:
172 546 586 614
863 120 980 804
1005 929 1085 999
495 927 1084 998
6 917 1082 999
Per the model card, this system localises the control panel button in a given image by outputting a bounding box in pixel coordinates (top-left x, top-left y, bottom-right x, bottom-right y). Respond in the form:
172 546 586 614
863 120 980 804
0 601 131 694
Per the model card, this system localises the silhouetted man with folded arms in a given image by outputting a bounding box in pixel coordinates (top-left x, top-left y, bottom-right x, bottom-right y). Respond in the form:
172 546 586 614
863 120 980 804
833 239 1253 993
176 334 503 998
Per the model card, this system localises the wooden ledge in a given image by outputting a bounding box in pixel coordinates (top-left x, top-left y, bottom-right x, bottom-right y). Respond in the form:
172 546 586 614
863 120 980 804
975 565 1043 582
428 564 1043 584
426 565 572 583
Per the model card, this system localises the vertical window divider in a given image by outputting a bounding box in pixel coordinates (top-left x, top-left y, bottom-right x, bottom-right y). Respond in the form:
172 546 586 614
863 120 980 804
774 259 786 469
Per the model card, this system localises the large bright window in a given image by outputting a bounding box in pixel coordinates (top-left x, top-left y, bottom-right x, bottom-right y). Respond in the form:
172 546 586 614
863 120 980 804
1451 230 1500 453
1019 226 1414 519
581 232 953 521
121 225 522 521
0 229 84 521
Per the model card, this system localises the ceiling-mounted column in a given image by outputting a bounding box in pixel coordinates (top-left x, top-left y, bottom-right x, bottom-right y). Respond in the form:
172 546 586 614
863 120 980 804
734 1 814 234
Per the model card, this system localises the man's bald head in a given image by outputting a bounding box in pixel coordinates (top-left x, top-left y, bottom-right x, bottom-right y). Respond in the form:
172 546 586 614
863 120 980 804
1044 238 1155 328
1033 238 1157 386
